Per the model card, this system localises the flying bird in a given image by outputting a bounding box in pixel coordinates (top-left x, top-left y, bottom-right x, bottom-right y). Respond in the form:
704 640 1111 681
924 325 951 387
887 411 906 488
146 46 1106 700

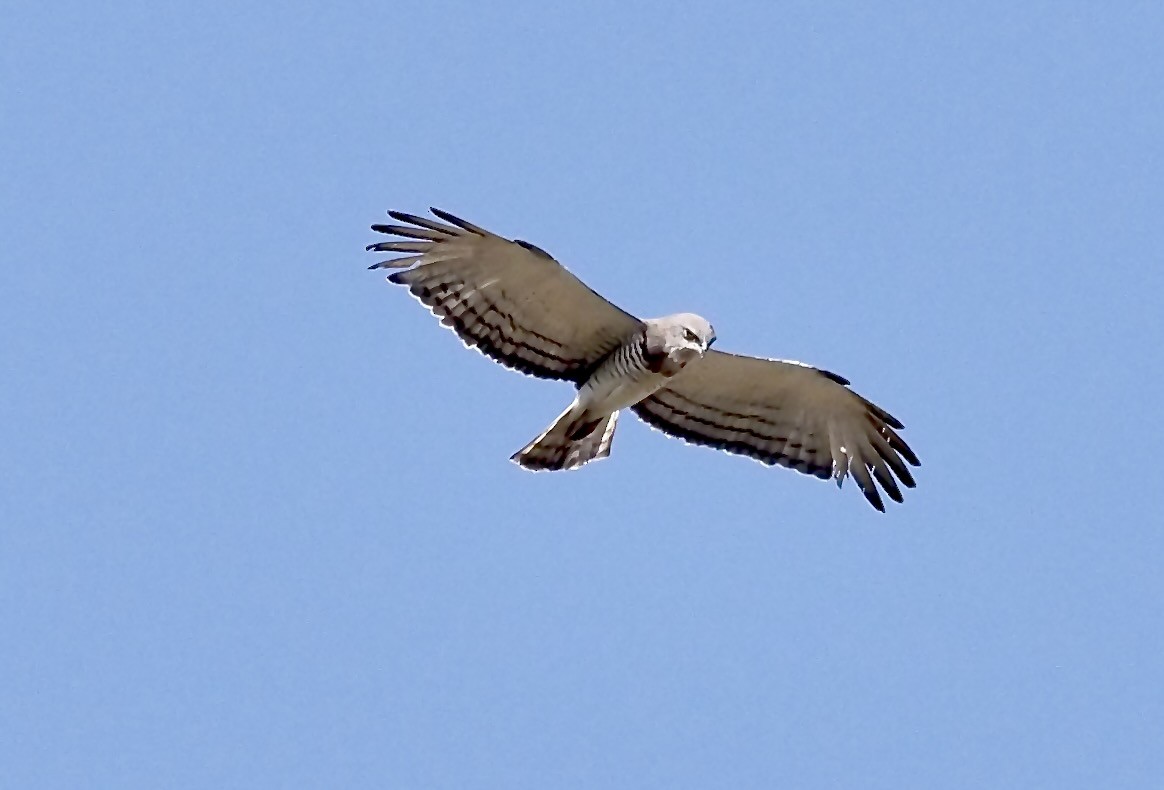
368 208 920 511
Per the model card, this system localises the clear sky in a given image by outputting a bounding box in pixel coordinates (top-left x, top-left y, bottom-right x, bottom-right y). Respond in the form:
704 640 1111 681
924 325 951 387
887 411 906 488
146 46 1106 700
3 1 1162 788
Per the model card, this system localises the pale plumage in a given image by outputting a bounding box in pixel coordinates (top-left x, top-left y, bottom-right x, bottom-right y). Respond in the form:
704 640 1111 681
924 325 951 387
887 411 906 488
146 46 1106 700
368 208 920 511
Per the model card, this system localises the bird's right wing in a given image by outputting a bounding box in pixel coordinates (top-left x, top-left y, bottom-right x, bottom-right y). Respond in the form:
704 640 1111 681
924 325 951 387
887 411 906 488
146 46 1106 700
369 209 642 383
631 350 920 511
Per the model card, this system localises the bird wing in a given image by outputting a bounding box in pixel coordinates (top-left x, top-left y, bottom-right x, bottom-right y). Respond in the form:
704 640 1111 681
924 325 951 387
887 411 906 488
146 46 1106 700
369 209 642 383
630 350 920 511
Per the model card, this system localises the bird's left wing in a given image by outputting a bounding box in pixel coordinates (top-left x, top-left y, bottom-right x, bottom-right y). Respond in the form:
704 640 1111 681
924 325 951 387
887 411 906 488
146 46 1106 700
630 350 920 511
368 208 642 383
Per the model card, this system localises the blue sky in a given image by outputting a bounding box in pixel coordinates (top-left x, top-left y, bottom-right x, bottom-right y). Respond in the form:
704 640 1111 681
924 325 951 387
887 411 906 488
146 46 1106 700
3 1 1163 787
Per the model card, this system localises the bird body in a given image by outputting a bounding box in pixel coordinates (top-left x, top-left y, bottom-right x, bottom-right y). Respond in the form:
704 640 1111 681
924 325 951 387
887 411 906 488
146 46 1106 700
368 208 920 511
514 314 715 470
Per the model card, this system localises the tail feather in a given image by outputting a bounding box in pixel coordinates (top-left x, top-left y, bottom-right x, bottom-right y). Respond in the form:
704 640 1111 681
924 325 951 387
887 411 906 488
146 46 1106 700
511 407 619 471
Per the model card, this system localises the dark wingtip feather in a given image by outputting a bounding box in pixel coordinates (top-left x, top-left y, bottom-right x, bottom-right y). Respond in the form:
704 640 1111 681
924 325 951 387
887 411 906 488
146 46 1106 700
515 239 555 260
900 444 921 467
851 464 885 512
430 207 487 235
865 403 905 430
870 463 904 504
386 271 407 284
380 209 460 237
818 368 851 386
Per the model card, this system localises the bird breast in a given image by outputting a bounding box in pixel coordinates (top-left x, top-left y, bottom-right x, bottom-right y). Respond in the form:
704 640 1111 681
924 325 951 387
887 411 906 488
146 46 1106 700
577 337 673 413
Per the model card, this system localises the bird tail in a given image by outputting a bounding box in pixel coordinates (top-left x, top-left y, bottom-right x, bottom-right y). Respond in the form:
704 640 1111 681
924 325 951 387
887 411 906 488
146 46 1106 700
511 405 619 471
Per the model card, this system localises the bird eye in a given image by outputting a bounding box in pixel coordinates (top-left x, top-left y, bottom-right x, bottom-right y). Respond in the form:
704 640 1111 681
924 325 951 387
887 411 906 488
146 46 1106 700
683 328 699 343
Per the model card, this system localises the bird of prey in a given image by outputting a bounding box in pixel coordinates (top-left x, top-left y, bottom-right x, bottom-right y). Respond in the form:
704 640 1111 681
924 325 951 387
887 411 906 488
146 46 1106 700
368 208 920 511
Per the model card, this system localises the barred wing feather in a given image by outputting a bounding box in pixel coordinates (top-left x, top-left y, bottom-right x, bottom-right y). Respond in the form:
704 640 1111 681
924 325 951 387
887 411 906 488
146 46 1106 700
369 208 642 383
631 350 920 511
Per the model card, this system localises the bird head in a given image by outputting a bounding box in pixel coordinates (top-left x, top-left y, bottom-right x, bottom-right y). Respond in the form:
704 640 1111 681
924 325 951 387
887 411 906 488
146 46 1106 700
647 313 716 369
